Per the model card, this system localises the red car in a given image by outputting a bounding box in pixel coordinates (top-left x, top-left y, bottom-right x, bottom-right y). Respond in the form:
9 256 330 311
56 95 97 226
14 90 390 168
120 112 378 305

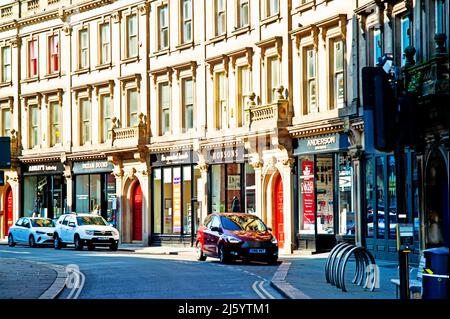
195 213 278 264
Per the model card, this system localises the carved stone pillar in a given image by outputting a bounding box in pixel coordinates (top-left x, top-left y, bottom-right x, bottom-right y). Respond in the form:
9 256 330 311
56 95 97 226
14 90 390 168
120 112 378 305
196 162 209 225
280 158 295 254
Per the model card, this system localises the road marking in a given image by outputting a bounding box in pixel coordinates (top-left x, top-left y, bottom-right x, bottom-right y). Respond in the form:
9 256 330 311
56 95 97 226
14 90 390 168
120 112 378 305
252 281 267 299
66 266 85 299
258 281 275 299
0 250 30 254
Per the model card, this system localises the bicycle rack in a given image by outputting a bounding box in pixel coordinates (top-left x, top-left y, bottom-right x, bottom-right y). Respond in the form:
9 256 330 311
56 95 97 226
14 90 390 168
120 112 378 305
325 243 378 292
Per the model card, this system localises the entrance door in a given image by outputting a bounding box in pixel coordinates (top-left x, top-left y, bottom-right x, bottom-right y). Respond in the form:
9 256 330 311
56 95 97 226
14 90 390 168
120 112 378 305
132 183 143 241
273 175 284 249
5 187 13 236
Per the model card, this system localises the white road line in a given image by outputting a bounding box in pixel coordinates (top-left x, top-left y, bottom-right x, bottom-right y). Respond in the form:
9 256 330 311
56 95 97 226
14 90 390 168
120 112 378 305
252 281 267 299
0 250 30 254
258 281 275 299
67 268 85 299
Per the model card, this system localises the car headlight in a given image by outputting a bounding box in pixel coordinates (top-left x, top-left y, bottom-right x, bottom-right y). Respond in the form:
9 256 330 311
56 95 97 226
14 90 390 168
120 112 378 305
85 230 95 235
36 231 46 235
226 236 242 243
271 236 278 244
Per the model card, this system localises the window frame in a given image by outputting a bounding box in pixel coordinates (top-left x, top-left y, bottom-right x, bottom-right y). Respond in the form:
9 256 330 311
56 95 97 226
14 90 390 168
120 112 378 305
265 0 279 18
47 33 60 75
328 37 345 110
180 0 193 44
236 0 249 29
28 37 39 78
1 45 12 83
79 97 91 146
48 99 62 147
127 88 139 127
126 14 138 58
215 0 227 36
181 77 194 132
267 55 280 104
0 102 12 137
302 46 317 114
78 28 90 70
158 81 171 135
158 3 169 51
99 93 112 143
29 104 40 149
215 71 228 130
236 64 250 127
98 21 111 66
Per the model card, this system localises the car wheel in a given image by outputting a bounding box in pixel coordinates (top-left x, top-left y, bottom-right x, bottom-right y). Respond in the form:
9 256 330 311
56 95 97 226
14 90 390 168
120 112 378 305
109 243 118 251
196 242 206 261
8 234 15 247
74 235 83 251
54 235 62 250
87 245 95 251
29 235 36 248
219 245 230 264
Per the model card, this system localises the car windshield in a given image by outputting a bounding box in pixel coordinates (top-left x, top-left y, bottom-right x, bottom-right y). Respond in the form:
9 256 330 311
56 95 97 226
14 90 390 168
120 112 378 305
221 215 267 232
31 219 54 227
76 216 107 226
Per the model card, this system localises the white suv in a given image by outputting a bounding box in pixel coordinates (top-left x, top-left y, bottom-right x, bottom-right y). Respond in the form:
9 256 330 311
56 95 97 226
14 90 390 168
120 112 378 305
53 213 119 251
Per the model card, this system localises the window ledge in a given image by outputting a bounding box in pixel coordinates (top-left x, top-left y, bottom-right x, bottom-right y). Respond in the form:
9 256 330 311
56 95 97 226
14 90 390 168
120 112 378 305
0 81 12 87
151 49 170 58
73 68 90 75
260 13 281 26
175 41 194 51
21 76 39 84
121 56 140 65
44 72 61 80
292 1 316 15
207 34 227 45
231 25 251 37
95 63 113 71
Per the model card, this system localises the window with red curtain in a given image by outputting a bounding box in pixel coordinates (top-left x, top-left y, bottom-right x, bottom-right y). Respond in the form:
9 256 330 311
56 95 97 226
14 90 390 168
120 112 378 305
29 40 38 77
49 35 59 73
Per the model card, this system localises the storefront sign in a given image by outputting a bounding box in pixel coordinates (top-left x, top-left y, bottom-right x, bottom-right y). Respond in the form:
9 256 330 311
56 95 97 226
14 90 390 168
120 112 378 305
301 161 315 228
24 162 65 175
152 151 196 166
206 145 245 164
73 160 114 174
173 176 182 233
294 133 349 155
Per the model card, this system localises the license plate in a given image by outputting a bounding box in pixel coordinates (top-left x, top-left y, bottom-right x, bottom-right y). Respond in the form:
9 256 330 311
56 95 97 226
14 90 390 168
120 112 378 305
97 237 109 241
249 249 266 254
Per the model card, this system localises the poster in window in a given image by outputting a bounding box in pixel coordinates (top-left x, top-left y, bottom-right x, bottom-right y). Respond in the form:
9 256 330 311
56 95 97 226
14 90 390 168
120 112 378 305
173 176 181 233
301 161 315 228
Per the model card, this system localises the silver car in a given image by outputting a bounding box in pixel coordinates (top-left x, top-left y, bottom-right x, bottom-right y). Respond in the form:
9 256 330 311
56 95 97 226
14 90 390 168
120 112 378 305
8 217 56 247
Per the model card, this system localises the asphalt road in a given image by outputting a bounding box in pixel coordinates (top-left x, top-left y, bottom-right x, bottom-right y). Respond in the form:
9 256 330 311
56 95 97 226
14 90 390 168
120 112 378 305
0 245 285 299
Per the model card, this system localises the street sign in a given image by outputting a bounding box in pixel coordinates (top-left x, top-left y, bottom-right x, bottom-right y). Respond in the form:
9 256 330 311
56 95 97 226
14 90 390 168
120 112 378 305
397 223 414 251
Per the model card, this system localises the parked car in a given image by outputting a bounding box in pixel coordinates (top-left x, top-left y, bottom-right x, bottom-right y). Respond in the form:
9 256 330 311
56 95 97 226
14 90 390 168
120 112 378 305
8 217 55 247
53 213 119 251
195 213 278 264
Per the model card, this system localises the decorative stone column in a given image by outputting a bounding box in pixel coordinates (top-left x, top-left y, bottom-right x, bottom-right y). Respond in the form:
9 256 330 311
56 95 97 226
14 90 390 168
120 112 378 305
111 160 124 243
250 160 264 220
196 162 209 225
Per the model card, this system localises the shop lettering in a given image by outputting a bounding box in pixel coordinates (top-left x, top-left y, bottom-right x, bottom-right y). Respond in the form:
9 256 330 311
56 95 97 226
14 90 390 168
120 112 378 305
307 136 336 150
161 152 189 163
212 149 239 161
81 161 109 170
28 165 58 172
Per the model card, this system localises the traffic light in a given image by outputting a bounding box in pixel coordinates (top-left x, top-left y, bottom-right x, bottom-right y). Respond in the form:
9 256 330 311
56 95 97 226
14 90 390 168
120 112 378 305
362 66 396 152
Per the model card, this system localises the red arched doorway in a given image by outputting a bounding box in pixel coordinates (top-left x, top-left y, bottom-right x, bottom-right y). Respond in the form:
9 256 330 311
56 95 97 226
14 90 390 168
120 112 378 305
132 183 143 241
4 186 13 237
273 174 284 249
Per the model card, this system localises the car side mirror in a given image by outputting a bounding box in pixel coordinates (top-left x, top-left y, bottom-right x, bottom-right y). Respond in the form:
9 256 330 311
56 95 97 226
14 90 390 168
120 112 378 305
68 222 76 227
211 226 223 233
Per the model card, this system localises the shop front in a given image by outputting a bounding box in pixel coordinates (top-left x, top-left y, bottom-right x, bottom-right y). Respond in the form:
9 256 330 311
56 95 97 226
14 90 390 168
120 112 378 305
151 150 201 246
72 160 117 225
205 144 256 215
294 133 353 253
22 162 67 219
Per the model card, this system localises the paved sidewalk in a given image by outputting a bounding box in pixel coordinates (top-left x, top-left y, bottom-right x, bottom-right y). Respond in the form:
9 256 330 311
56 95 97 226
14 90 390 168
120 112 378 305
272 253 399 299
118 244 196 256
0 257 67 299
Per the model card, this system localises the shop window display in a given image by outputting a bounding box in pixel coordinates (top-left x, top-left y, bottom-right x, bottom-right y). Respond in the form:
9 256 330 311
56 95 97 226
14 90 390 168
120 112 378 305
316 156 334 234
339 156 354 235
